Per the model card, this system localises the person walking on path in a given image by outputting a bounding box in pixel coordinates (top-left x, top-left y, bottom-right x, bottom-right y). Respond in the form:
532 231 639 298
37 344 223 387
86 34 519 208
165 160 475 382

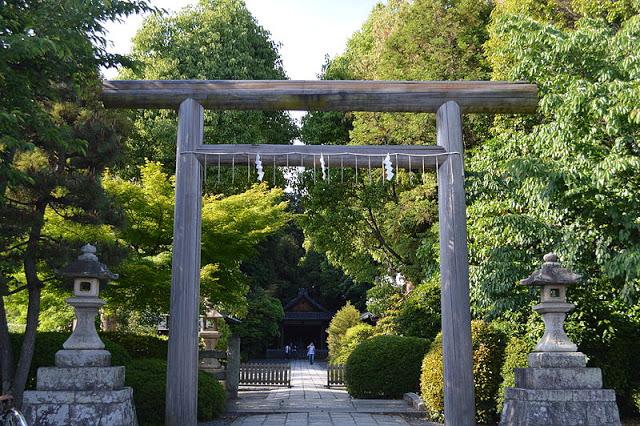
307 342 316 365
284 344 291 360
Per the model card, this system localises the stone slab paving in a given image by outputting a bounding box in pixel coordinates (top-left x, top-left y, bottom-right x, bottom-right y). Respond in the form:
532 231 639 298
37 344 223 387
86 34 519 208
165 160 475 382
201 360 437 426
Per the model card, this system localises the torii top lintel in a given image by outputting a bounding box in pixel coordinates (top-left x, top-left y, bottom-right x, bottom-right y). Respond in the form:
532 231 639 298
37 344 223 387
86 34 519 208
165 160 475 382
101 80 538 114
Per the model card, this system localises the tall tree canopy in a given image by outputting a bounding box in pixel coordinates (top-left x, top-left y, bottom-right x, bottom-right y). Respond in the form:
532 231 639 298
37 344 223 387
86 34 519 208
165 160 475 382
467 0 640 321
117 0 297 178
0 0 154 406
299 0 494 293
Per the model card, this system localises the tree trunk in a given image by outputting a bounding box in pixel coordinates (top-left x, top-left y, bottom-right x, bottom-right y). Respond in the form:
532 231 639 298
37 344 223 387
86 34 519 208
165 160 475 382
11 201 45 408
0 295 13 393
0 148 17 394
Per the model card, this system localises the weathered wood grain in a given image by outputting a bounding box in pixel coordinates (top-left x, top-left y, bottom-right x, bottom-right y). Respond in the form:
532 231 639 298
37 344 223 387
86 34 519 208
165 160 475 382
436 101 476 426
101 80 537 113
194 144 446 169
165 98 204 426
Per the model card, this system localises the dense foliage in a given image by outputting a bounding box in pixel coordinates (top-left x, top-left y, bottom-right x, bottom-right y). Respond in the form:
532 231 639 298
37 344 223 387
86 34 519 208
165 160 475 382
234 290 284 359
117 0 297 177
99 332 168 360
0 0 153 404
420 321 506 424
330 323 376 365
125 358 225 425
299 0 493 294
327 302 361 364
345 335 429 399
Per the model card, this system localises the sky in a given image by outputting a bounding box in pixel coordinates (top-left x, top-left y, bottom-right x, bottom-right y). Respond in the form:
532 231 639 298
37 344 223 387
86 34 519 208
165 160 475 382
103 0 382 80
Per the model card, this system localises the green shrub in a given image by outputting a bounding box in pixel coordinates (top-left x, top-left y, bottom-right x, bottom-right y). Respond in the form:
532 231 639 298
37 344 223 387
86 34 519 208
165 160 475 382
420 320 506 424
582 334 640 417
328 302 361 364
7 332 131 389
394 279 441 341
100 332 168 359
346 335 429 399
125 358 225 425
496 335 535 412
332 323 375 365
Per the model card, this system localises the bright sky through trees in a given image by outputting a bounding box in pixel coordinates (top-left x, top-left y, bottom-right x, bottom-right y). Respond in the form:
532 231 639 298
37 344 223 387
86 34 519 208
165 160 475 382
103 0 382 80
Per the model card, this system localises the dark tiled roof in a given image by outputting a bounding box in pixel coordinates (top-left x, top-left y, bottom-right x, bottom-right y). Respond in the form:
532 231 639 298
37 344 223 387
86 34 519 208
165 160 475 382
283 288 329 313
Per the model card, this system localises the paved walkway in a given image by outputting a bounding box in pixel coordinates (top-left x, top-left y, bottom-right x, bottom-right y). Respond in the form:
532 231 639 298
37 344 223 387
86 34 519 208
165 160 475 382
202 360 436 426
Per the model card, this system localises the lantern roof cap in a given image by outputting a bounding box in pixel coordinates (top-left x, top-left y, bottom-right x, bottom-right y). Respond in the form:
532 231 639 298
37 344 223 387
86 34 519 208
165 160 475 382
58 244 118 282
520 253 581 287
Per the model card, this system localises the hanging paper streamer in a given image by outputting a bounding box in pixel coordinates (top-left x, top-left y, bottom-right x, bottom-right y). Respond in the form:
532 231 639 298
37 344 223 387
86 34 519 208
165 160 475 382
320 153 327 180
255 153 264 181
383 153 394 181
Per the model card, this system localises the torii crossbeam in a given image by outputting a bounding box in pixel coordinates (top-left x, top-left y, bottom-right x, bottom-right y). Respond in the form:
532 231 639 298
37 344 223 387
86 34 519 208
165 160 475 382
101 79 537 426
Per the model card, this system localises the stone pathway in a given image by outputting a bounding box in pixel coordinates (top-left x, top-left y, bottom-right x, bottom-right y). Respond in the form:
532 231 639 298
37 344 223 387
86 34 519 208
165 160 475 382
201 360 436 426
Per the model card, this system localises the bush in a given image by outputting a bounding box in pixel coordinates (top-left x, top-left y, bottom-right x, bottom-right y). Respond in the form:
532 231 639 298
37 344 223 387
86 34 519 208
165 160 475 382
328 302 361 364
496 335 535 412
125 358 225 425
332 323 375 365
346 335 429 399
583 334 640 417
394 279 441 341
100 332 168 359
420 320 506 424
7 332 131 390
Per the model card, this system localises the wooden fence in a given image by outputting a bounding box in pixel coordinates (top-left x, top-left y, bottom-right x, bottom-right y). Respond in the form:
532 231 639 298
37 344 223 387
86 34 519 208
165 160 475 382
239 363 291 387
327 364 346 388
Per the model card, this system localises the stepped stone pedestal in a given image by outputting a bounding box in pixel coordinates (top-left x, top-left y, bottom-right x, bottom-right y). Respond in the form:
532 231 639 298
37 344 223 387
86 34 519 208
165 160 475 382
22 244 137 425
500 254 620 425
501 351 620 425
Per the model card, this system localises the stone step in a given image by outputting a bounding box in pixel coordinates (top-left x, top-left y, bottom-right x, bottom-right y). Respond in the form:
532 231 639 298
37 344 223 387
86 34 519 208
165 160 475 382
36 366 125 391
515 367 602 390
55 349 111 368
528 352 587 368
502 387 620 425
22 388 136 426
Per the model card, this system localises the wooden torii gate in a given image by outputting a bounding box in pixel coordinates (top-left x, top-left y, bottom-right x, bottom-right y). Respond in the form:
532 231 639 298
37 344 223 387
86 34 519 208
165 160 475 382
101 80 537 426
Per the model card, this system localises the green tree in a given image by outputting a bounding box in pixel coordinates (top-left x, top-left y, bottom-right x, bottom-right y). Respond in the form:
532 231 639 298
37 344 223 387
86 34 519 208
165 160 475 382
468 4 640 317
299 0 492 293
117 0 297 178
0 0 153 406
327 302 361 363
234 289 284 359
102 161 291 319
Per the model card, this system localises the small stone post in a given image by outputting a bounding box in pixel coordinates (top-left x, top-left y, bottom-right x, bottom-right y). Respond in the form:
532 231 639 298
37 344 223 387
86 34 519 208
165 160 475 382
226 333 240 399
223 314 242 399
500 253 621 425
22 244 137 425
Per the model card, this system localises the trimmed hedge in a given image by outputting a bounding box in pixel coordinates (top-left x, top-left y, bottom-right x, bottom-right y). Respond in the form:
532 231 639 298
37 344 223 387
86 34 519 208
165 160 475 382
420 320 506 424
345 335 430 399
496 335 534 412
8 332 131 390
99 332 168 359
125 358 225 425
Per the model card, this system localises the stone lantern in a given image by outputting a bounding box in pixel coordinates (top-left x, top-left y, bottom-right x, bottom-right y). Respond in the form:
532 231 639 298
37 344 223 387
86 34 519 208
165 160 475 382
500 253 621 425
200 307 223 373
56 244 118 361
22 244 137 425
521 252 580 355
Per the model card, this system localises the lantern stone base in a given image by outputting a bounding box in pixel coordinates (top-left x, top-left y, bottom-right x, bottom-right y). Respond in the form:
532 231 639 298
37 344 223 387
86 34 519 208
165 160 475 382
500 353 621 426
22 388 136 426
23 360 137 425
